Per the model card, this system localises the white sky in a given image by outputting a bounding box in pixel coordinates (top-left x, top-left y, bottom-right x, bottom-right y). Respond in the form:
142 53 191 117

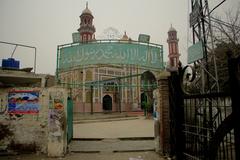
0 0 239 74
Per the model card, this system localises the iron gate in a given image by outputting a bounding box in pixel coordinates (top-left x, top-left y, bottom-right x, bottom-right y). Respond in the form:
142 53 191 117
169 54 240 160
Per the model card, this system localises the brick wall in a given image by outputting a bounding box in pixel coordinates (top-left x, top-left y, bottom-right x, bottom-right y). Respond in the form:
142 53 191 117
156 72 171 155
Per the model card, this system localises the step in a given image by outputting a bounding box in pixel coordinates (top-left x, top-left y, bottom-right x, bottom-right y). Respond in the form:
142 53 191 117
69 138 155 153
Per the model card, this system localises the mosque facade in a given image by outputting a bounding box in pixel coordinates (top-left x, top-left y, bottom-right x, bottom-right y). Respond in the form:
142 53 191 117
56 4 178 113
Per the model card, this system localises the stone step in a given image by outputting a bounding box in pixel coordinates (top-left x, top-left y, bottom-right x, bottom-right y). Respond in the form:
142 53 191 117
69 138 155 153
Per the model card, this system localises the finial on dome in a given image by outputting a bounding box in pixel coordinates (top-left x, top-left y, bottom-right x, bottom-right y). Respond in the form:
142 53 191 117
169 24 176 32
121 31 129 41
86 2 88 9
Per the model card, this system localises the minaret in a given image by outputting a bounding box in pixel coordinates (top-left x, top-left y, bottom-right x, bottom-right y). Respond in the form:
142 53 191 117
167 25 180 71
78 2 96 42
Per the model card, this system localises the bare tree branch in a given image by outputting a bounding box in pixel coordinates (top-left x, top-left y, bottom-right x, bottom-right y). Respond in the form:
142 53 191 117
211 6 240 56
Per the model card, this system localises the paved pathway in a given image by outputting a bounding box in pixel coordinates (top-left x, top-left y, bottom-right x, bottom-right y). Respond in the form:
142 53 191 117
1 114 167 160
73 116 154 138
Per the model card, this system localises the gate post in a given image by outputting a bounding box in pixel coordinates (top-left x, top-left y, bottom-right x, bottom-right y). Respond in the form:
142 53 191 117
156 72 171 156
228 53 240 160
168 71 185 160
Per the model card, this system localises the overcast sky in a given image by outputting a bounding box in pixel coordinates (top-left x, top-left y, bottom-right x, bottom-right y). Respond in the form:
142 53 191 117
0 0 239 74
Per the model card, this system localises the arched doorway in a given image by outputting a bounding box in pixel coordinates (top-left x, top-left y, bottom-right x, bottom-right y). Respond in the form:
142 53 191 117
141 71 157 113
103 95 112 111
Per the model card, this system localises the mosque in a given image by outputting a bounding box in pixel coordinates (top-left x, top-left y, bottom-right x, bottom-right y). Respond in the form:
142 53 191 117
56 3 180 113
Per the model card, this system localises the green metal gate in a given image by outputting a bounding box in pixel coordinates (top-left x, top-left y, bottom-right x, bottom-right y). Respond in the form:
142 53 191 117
67 97 73 143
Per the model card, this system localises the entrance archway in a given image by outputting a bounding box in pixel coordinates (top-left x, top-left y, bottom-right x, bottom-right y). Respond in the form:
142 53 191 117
102 95 112 111
140 71 157 113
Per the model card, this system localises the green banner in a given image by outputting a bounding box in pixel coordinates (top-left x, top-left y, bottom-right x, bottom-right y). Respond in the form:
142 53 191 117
188 41 204 64
59 42 163 70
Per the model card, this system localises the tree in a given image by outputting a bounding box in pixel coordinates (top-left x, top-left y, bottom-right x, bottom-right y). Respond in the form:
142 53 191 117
209 7 240 92
183 6 240 93
212 7 240 57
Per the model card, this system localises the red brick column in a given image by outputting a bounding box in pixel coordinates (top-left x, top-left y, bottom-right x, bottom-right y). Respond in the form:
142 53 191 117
157 74 171 155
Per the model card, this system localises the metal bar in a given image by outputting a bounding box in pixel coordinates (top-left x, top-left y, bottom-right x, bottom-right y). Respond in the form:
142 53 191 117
0 41 37 73
209 0 226 14
58 39 164 49
90 85 93 114
205 0 220 92
118 78 121 113
59 82 157 88
10 45 18 58
56 46 60 81
0 41 36 49
88 73 143 84
184 92 230 99
34 47 37 73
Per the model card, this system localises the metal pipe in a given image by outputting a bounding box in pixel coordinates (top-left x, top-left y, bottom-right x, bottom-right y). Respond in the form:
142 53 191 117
34 47 37 73
0 41 37 73
11 45 18 58
209 0 226 14
0 41 36 49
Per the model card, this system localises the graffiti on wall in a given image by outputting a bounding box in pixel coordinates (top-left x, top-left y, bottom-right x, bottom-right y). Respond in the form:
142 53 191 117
49 92 64 110
8 91 40 114
0 96 7 114
48 92 65 142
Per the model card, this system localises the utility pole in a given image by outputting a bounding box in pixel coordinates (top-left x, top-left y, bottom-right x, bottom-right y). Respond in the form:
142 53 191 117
189 0 224 93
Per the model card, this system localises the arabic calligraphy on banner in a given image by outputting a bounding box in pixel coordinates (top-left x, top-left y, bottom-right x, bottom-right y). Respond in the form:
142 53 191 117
59 42 164 70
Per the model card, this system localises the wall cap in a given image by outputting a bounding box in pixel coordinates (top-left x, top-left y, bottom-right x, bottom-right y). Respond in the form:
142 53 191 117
157 71 170 80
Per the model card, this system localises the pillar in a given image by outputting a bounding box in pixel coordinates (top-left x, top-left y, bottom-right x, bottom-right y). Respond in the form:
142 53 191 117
156 72 171 155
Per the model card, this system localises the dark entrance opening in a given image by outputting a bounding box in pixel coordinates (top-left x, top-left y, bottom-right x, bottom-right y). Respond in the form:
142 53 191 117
140 71 157 113
141 92 147 110
103 95 112 111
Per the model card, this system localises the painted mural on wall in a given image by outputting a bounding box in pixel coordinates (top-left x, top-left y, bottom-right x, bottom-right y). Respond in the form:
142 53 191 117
48 92 65 142
8 90 40 114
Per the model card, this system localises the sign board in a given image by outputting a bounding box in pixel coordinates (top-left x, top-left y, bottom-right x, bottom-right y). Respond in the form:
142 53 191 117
188 41 204 64
72 32 81 43
189 0 200 26
138 34 150 43
8 90 40 114
59 41 163 70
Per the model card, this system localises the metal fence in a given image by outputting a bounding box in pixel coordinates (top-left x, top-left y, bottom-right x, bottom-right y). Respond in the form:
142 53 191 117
169 54 240 160
182 93 234 159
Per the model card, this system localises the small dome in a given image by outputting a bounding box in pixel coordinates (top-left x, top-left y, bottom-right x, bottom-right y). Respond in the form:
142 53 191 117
81 2 92 15
168 24 176 32
82 8 92 15
120 31 129 41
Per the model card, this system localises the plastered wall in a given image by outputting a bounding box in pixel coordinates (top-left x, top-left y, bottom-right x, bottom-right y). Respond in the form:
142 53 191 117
0 87 68 157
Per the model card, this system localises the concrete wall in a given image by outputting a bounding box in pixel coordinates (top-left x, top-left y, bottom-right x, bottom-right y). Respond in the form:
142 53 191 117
0 87 68 157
